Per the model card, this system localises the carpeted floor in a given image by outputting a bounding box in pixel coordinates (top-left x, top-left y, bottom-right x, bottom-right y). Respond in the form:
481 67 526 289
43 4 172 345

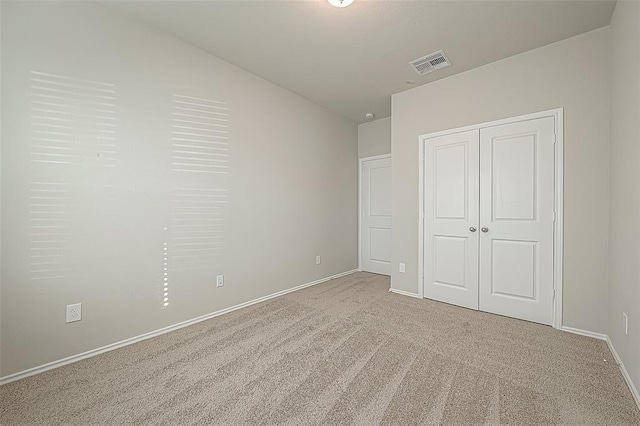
1 272 639 425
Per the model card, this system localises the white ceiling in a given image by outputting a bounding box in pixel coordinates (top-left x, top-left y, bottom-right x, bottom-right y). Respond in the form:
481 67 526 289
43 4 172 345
107 0 616 123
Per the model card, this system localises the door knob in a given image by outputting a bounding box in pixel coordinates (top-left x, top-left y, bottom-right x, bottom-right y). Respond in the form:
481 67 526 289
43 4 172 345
469 227 477 232
481 227 489 233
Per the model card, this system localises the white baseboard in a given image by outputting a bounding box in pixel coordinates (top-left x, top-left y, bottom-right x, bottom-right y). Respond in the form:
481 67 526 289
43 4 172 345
0 269 358 386
327 269 358 280
389 288 422 299
605 335 640 409
561 326 608 340
561 326 639 409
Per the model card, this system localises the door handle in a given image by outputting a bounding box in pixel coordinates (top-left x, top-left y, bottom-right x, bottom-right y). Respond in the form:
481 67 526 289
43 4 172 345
481 227 489 233
469 227 477 232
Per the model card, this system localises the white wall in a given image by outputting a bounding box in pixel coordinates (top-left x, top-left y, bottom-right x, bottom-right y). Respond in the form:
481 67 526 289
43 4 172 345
0 2 357 377
391 28 611 333
608 0 640 397
358 117 391 158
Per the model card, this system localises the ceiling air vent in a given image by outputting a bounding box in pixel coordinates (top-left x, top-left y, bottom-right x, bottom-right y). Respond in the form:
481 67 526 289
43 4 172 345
409 50 451 76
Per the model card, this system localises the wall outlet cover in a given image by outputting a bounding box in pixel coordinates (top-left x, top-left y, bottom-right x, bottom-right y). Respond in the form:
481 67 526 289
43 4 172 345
66 303 82 323
316 255 321 265
216 274 224 287
399 263 406 273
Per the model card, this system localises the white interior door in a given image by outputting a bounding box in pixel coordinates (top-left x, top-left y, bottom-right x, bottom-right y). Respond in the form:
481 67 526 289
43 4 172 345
479 117 555 325
360 156 391 275
423 130 479 310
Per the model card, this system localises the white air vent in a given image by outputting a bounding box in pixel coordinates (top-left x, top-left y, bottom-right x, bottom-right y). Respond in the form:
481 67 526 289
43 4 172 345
409 50 451 76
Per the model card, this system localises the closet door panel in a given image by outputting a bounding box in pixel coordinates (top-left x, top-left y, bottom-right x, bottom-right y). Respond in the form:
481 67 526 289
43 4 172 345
423 130 479 310
479 117 555 325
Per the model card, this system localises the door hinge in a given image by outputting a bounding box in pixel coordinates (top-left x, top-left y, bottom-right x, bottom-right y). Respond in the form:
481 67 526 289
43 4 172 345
553 134 557 144
553 289 556 299
553 211 557 222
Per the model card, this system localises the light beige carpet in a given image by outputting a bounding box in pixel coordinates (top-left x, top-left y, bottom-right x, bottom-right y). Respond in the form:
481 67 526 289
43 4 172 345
1 272 639 425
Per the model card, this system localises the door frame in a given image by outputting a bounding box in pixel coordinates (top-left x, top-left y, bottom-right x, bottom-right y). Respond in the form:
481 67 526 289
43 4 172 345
358 154 392 272
418 108 564 329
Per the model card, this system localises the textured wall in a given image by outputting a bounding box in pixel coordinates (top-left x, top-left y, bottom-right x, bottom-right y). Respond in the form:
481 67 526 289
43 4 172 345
608 0 640 399
391 28 611 334
0 2 358 377
358 117 391 159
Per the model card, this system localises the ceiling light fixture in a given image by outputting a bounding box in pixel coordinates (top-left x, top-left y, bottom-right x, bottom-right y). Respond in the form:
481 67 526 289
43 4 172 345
365 112 375 120
328 0 355 8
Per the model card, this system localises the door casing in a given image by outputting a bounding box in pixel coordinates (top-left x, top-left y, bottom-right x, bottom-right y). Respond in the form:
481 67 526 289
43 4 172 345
418 108 564 329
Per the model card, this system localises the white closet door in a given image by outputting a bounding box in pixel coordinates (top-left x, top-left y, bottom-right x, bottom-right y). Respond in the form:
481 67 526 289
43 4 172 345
479 117 555 325
361 156 392 275
424 130 479 310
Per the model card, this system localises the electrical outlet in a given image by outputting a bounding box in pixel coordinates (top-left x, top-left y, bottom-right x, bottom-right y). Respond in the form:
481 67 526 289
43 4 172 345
316 255 321 265
399 262 406 273
216 274 224 287
66 303 82 323
623 312 628 335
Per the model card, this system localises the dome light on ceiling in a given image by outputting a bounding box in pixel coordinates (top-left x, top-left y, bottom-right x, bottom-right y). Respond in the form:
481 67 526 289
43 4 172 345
328 0 355 8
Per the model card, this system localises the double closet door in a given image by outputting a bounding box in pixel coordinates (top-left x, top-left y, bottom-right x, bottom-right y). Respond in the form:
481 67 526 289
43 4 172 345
423 116 556 325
